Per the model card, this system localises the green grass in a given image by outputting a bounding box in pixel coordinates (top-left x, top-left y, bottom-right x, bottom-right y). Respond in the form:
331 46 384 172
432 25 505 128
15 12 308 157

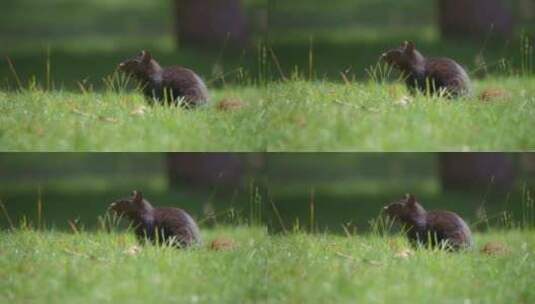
263 77 535 151
1 76 534 151
1 227 534 303
1 0 534 151
0 86 267 151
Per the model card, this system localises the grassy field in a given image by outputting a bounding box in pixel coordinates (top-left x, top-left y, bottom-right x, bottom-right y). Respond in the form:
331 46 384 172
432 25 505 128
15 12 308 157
1 0 534 151
0 85 268 151
264 77 535 151
1 227 533 303
1 75 534 151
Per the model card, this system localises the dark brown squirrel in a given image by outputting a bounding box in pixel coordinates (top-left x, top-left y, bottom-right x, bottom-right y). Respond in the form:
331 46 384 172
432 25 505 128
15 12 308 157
383 194 473 251
381 41 472 98
109 191 202 248
118 50 209 108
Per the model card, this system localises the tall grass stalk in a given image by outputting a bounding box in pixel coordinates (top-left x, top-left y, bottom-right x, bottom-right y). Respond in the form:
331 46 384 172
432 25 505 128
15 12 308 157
5 56 23 90
520 34 534 76
0 199 15 230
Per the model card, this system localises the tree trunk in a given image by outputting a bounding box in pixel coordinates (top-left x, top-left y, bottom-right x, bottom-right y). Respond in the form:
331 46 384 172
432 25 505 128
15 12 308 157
174 0 248 49
519 0 535 21
438 153 515 192
166 153 244 191
437 0 513 40
166 153 265 192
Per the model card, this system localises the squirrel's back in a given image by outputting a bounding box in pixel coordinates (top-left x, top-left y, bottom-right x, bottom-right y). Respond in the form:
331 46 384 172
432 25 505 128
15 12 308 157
424 58 472 97
153 207 202 246
160 66 209 106
424 210 473 249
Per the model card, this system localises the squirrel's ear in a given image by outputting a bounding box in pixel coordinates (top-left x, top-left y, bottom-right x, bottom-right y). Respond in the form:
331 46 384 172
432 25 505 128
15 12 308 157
132 190 143 203
404 41 415 53
406 193 416 206
141 50 152 63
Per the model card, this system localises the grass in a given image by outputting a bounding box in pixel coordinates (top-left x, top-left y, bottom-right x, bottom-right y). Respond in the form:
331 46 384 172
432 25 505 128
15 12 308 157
1 75 534 151
1 0 534 151
1 156 533 302
1 226 534 303
263 76 535 151
0 86 268 151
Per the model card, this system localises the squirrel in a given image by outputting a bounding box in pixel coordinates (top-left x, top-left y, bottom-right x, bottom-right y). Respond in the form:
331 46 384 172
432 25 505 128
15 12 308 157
383 194 473 251
118 50 209 108
109 191 202 248
381 41 472 98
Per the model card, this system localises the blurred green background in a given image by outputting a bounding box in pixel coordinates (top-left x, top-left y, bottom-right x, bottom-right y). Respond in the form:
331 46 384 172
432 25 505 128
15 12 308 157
1 153 533 233
1 0 534 90
0 0 267 90
268 0 535 79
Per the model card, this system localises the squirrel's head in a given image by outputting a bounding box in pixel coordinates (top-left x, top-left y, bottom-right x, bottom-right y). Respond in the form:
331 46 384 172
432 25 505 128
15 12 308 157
383 193 426 221
117 50 154 74
109 190 152 218
381 41 424 71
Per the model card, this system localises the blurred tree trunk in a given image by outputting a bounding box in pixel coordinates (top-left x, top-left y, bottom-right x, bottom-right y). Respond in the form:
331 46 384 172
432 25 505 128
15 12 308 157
437 0 513 40
174 0 249 49
438 153 515 192
166 153 265 192
519 0 535 21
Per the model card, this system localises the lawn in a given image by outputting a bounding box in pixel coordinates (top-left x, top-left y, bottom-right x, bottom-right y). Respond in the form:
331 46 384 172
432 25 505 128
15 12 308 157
1 75 534 151
263 77 535 151
1 0 534 152
1 227 533 303
0 86 268 151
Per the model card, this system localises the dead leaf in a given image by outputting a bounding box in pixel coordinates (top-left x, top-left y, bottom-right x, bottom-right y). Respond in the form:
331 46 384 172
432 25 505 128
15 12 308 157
71 107 117 123
294 115 307 127
395 95 412 106
34 126 45 136
480 241 511 256
130 105 147 116
394 248 413 259
210 237 238 251
479 88 511 102
217 98 246 111
124 245 142 256
98 116 118 123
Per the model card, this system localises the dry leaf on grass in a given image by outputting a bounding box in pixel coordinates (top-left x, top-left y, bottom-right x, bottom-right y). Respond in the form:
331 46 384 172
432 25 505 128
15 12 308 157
217 98 246 111
130 105 147 116
480 241 511 256
70 107 117 123
395 95 413 106
293 115 307 127
210 237 238 251
394 248 413 259
124 245 142 256
98 116 118 123
479 88 511 102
